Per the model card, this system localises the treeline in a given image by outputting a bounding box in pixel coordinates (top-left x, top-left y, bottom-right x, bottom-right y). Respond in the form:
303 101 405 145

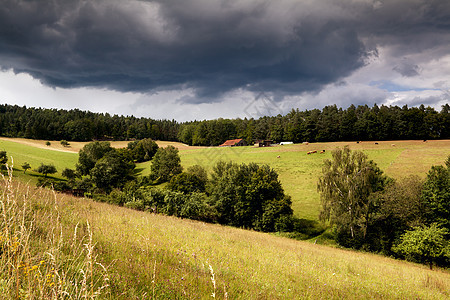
0 103 448 144
179 104 450 145
0 104 178 141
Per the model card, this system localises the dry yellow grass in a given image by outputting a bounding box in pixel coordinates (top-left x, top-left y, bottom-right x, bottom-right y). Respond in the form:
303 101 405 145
0 170 109 299
57 193 450 299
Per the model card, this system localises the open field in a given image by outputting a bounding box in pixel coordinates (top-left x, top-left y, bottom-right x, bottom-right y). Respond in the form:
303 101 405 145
2 179 448 299
177 139 449 219
0 138 448 219
0 138 79 185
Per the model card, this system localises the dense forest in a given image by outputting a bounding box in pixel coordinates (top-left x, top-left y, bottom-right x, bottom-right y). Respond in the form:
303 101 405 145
0 103 448 144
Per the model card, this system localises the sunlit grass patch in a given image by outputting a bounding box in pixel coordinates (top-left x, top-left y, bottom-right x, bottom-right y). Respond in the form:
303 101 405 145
0 168 109 299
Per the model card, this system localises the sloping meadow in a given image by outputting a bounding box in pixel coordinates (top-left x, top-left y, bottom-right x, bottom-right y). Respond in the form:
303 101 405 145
21 182 449 299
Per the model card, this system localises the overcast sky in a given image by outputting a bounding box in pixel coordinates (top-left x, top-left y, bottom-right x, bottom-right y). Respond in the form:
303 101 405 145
0 0 449 121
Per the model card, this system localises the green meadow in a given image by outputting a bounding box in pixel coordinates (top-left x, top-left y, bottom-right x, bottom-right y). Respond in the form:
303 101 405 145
177 140 448 220
0 139 78 184
1 138 449 220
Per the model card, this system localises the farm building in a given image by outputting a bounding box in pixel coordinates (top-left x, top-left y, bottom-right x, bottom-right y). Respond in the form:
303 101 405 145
219 139 247 147
255 140 274 147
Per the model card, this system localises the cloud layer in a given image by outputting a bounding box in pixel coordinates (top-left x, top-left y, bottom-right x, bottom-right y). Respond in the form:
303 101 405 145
0 0 449 117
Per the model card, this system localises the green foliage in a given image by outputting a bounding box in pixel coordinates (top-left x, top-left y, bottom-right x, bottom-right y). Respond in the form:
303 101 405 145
0 151 7 168
35 163 57 177
127 138 159 162
318 146 389 248
76 141 114 176
421 156 450 230
151 145 183 182
180 192 216 222
37 177 71 191
90 150 136 192
62 168 77 181
208 161 293 232
368 176 425 253
21 162 31 173
186 165 208 183
393 224 449 269
0 103 448 146
167 172 206 194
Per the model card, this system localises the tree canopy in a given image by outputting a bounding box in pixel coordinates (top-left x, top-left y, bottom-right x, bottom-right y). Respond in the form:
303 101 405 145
36 164 57 177
421 156 450 230
151 146 183 182
90 150 136 192
208 161 293 231
393 224 449 269
127 138 159 162
76 141 114 176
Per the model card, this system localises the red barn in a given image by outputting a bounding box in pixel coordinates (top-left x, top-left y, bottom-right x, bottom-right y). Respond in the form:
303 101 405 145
219 139 247 147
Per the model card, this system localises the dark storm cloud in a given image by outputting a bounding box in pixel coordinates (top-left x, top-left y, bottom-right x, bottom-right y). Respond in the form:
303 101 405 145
0 0 448 103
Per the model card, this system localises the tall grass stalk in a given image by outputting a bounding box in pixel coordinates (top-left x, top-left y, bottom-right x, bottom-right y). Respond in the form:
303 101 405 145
0 165 109 299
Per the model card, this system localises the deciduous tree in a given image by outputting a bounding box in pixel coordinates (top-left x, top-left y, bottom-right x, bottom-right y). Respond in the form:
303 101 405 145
150 146 182 182
393 224 449 269
318 146 388 247
21 162 31 173
91 150 136 192
76 141 113 176
421 156 450 230
36 164 57 177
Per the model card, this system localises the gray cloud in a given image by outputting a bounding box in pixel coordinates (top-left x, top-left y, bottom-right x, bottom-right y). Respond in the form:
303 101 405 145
393 58 420 77
0 0 449 104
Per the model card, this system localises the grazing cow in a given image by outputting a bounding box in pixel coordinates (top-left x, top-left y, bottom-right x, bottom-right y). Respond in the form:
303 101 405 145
311 150 317 154
320 150 325 154
375 142 379 145
307 151 311 155
391 144 396 147
277 155 281 158
356 141 360 144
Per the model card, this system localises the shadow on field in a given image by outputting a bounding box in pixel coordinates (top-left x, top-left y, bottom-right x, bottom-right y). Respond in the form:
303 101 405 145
279 218 327 240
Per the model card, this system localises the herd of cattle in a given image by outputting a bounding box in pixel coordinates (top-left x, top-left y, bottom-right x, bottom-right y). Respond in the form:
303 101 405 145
307 150 325 155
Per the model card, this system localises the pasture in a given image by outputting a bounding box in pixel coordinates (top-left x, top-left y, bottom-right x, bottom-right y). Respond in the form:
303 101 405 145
178 139 449 219
0 138 448 220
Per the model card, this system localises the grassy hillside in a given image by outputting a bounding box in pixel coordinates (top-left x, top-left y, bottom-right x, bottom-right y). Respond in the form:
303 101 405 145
177 140 449 219
1 138 449 220
0 138 78 185
2 177 448 299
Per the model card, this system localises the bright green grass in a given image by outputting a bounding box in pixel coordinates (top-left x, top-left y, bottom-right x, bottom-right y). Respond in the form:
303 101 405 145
0 139 78 184
178 145 405 219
